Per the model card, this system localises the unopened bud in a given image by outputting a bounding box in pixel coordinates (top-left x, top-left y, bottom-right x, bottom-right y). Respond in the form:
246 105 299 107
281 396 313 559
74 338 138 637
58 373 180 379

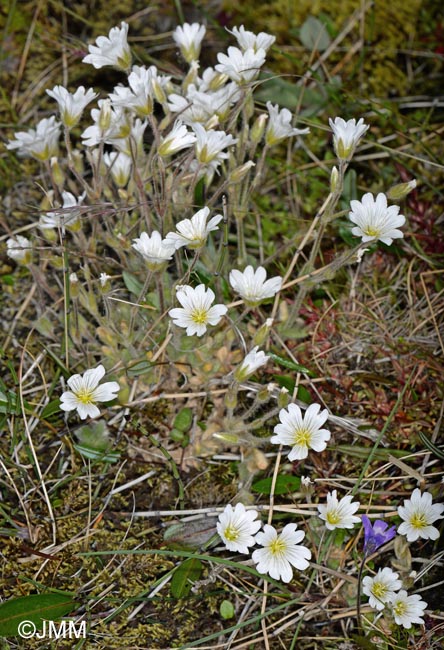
253 317 273 346
229 161 255 184
213 431 239 444
387 179 417 201
251 113 268 145
330 165 339 192
98 99 112 132
277 387 290 408
50 157 64 187
224 385 238 409
69 272 80 298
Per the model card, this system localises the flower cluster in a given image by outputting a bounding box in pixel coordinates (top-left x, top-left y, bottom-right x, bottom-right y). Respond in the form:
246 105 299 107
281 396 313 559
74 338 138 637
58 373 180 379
217 503 311 583
363 568 427 629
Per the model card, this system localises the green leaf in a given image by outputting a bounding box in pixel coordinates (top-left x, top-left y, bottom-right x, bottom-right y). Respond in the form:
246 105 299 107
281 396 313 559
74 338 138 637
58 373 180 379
418 431 444 460
299 16 331 52
122 270 144 296
40 399 61 419
295 386 312 404
252 475 301 495
0 593 77 637
73 444 120 463
268 353 314 375
126 360 155 377
219 600 234 620
170 558 202 598
173 408 193 432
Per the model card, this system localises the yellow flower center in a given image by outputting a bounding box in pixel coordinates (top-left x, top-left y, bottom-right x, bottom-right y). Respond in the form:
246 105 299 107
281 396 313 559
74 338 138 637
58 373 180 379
393 601 406 617
294 427 312 447
326 509 341 526
410 512 427 529
191 308 209 324
269 538 286 556
372 582 387 599
363 225 381 237
223 525 239 542
75 388 95 405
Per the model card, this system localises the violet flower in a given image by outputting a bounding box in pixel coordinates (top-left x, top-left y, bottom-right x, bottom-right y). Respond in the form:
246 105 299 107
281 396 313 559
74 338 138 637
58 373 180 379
362 515 396 555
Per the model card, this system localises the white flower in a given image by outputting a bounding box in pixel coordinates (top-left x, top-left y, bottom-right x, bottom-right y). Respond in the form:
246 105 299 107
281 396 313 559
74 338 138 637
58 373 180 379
6 235 32 264
215 46 266 84
6 116 61 161
83 21 132 71
99 272 111 287
158 120 196 157
265 102 309 146
173 23 206 63
40 191 85 231
349 192 406 246
132 231 175 270
46 85 97 129
193 123 237 165
60 364 120 420
234 346 269 381
390 590 427 629
81 99 129 147
164 207 222 250
252 523 311 583
271 403 331 461
217 503 261 553
109 65 169 117
169 284 227 337
103 151 132 187
228 25 275 53
397 488 444 542
229 265 282 307
329 117 369 160
362 567 402 611
317 490 360 530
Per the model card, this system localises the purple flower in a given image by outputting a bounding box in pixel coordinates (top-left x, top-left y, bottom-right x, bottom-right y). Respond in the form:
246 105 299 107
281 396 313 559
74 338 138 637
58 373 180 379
362 515 396 555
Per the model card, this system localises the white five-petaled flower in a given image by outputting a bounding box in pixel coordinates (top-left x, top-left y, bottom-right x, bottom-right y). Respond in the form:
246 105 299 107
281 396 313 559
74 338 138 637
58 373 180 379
234 346 269 381
229 265 282 307
103 151 132 187
215 46 266 84
217 503 262 553
397 488 444 542
109 65 170 118
349 192 406 246
265 102 309 146
6 116 61 162
83 21 132 72
317 490 360 530
362 567 402 611
40 191 85 231
271 403 331 461
390 590 427 629
164 207 222 250
132 231 176 271
6 235 32 265
329 117 369 160
46 85 98 129
169 284 227 337
173 23 206 63
158 120 196 157
252 523 311 583
193 123 237 165
60 364 120 420
227 25 275 53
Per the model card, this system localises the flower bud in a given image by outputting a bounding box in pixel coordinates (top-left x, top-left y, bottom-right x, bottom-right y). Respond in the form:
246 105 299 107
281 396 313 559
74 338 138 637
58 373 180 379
330 165 339 192
229 161 255 184
50 157 65 187
224 385 238 409
253 317 273 347
387 179 417 201
69 272 80 298
277 387 289 408
98 99 112 132
250 113 268 145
